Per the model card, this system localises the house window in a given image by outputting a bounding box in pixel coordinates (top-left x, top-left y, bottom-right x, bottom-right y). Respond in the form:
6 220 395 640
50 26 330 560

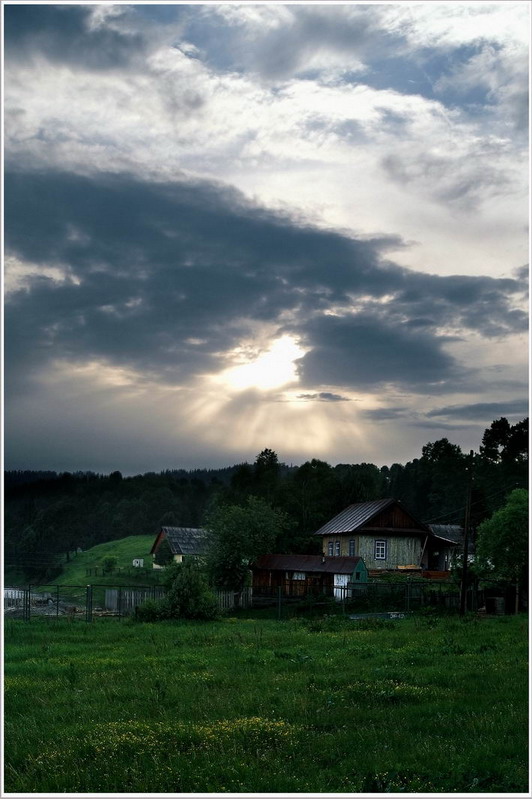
335 541 341 556
348 539 356 556
328 542 334 556
374 540 387 560
355 572 361 581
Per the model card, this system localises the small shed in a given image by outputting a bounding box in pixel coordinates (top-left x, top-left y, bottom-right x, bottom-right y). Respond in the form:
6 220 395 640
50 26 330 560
252 554 368 599
427 525 463 570
150 526 209 569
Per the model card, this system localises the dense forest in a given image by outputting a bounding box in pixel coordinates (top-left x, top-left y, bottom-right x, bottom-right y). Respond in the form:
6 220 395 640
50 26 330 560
4 417 528 582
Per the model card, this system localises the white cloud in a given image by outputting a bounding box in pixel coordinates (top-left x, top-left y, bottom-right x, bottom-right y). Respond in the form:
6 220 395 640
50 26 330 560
383 2 530 51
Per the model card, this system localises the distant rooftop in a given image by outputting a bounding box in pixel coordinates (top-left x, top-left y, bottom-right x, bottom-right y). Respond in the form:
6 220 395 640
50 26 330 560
151 526 209 556
253 554 364 575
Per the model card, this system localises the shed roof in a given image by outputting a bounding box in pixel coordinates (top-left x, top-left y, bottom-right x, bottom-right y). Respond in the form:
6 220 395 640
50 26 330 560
150 527 209 556
428 524 463 544
314 498 430 537
253 554 364 575
428 524 474 553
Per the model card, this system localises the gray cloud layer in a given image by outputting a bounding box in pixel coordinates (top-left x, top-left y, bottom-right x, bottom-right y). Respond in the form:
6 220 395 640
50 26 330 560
4 5 149 71
5 169 527 402
427 399 529 420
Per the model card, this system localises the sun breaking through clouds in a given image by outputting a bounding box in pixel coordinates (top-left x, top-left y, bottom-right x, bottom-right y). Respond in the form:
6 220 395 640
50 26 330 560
219 336 306 391
3 2 529 473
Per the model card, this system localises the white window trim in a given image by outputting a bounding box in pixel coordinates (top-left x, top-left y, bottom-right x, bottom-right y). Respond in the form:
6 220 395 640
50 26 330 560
375 539 387 560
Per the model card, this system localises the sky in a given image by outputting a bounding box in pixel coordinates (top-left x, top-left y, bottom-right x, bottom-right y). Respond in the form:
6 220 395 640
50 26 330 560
3 1 529 475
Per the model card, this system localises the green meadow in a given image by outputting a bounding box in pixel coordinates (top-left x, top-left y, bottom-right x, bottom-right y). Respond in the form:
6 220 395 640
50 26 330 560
4 613 528 793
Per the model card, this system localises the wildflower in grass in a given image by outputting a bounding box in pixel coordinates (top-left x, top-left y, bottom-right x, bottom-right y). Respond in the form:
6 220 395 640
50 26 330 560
187 671 215 684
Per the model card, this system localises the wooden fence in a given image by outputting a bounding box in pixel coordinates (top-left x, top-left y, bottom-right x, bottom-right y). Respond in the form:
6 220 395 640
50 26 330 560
215 588 253 610
104 586 165 615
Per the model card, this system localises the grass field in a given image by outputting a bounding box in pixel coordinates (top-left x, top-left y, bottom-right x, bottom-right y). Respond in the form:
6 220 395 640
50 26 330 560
4 613 529 793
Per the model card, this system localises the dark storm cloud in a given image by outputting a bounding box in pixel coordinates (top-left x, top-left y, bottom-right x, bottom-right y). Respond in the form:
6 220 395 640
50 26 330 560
5 169 526 399
427 399 529 420
4 4 147 70
360 407 467 431
361 407 410 421
294 313 459 390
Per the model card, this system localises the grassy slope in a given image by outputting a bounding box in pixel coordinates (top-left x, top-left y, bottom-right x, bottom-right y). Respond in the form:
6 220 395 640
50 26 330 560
58 535 158 585
4 614 529 793
4 536 162 588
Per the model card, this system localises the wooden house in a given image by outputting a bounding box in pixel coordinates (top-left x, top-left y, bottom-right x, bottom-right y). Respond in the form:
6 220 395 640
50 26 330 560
315 498 457 572
252 554 368 599
150 526 209 569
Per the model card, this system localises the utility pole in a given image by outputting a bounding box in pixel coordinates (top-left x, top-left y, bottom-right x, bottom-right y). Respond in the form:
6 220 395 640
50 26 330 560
459 450 474 616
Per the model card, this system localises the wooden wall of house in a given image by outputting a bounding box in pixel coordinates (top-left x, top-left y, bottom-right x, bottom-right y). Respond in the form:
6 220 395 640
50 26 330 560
321 534 422 569
252 569 334 595
252 569 275 589
321 536 360 558
358 535 422 569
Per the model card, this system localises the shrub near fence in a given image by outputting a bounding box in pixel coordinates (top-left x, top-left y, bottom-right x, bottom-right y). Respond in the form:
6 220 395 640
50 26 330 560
103 586 165 616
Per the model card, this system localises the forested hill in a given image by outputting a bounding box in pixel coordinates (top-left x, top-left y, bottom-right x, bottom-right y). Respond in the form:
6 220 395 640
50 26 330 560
4 417 528 582
4 465 247 489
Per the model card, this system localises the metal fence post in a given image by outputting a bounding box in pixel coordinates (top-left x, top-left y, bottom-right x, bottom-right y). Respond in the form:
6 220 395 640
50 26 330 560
24 585 31 622
118 586 122 620
56 585 60 621
85 585 93 623
277 586 282 621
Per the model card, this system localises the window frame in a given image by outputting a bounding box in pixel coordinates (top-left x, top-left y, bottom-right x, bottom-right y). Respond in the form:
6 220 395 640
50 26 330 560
374 539 388 560
292 571 306 581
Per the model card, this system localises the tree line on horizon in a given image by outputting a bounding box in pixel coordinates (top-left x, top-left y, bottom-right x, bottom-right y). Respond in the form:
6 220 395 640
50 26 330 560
4 416 528 582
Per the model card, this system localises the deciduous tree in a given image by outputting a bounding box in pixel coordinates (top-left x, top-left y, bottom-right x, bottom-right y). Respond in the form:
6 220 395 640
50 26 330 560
475 488 528 587
205 496 289 590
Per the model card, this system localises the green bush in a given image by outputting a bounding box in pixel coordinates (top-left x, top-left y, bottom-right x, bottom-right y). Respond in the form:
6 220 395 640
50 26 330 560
136 562 220 622
135 598 171 622
102 556 118 574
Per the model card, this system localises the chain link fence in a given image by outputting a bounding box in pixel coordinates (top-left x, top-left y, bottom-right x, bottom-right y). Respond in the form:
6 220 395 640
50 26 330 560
252 579 474 619
4 584 165 622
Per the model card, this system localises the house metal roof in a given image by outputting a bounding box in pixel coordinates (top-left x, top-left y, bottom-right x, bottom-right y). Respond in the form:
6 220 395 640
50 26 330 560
159 527 209 556
253 554 364 575
314 498 432 537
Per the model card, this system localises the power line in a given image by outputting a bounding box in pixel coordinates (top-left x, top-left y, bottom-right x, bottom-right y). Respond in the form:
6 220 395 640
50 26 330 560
424 483 526 525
